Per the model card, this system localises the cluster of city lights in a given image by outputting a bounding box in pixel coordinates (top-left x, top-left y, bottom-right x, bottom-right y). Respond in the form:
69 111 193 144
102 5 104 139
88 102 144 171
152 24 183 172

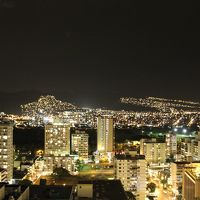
21 95 76 120
120 97 200 112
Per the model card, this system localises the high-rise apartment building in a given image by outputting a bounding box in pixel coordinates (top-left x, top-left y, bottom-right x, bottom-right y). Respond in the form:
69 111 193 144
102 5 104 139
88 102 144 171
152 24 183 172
140 138 166 164
97 116 114 153
71 130 88 160
166 132 177 157
115 154 146 200
0 121 14 181
45 121 70 156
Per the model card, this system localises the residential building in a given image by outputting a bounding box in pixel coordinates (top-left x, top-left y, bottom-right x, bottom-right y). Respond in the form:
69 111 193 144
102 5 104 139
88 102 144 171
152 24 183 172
97 116 114 153
0 120 14 181
44 121 71 156
166 132 177 157
115 154 146 200
71 130 88 160
171 161 190 196
140 138 166 164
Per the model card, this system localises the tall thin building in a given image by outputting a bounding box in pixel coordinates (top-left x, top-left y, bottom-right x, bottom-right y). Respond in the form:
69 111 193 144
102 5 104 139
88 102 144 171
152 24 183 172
71 130 88 160
97 116 114 153
166 132 177 157
45 121 70 156
0 121 13 181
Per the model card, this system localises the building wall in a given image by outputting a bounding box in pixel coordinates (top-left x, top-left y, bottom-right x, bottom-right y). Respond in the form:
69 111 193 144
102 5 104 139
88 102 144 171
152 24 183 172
97 116 114 153
77 184 93 198
0 123 13 181
171 162 188 194
142 142 166 163
17 187 29 200
137 159 146 200
45 123 70 156
0 185 5 200
115 157 146 200
166 133 177 156
44 155 75 174
183 170 196 200
71 131 88 160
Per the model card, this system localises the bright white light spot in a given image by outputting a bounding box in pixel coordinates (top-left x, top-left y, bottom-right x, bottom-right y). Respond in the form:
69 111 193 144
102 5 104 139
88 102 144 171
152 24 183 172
183 129 187 133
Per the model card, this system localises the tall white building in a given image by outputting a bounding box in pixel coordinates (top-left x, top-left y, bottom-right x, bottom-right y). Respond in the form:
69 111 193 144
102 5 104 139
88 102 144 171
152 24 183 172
0 121 14 181
45 121 70 156
115 154 146 200
71 130 88 161
166 132 177 157
97 116 114 153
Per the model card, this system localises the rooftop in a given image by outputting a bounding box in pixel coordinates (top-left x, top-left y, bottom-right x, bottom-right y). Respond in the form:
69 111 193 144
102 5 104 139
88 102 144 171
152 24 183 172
29 185 73 200
78 180 127 200
115 154 145 160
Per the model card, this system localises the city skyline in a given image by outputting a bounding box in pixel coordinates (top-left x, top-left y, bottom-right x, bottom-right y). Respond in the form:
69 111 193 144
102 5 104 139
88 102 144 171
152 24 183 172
0 2 200 198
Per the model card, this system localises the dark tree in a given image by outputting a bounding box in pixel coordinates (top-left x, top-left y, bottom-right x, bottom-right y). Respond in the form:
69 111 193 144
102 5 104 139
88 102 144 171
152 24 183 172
147 182 156 193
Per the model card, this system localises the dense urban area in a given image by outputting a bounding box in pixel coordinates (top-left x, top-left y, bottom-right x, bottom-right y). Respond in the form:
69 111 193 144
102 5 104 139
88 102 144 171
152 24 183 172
0 95 200 200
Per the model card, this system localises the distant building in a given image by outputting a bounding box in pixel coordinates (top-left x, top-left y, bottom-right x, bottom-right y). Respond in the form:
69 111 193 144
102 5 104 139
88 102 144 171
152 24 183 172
97 116 114 153
0 121 14 181
71 130 88 161
44 155 76 174
140 138 166 164
182 163 200 200
115 154 146 200
44 121 71 156
166 132 177 157
180 137 192 161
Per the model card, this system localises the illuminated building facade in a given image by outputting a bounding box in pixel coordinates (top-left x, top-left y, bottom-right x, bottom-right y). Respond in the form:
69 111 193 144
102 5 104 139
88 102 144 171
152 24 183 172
97 116 114 153
171 161 190 196
140 138 166 164
166 132 177 157
0 121 13 181
45 122 70 156
115 154 146 200
44 155 76 174
71 130 88 160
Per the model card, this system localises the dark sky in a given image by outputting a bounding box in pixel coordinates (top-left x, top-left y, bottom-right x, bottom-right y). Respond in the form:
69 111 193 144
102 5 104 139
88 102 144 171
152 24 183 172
0 0 200 107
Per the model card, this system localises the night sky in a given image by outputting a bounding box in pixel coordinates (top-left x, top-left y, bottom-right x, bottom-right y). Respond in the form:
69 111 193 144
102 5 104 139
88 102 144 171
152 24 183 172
0 1 200 109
